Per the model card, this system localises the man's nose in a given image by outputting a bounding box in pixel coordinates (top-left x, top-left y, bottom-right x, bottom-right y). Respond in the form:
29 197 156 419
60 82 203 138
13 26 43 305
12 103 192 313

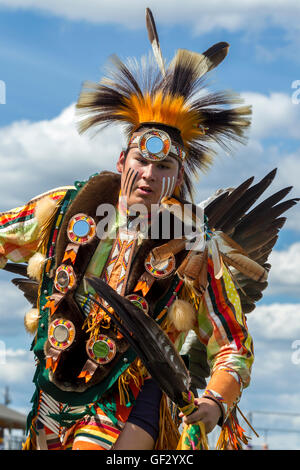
141 163 156 180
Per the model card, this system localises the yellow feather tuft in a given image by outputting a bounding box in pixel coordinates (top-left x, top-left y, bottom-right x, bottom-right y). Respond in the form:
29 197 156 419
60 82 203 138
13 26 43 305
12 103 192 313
35 196 60 255
118 91 204 147
24 308 40 334
167 299 196 332
35 196 58 227
27 252 46 281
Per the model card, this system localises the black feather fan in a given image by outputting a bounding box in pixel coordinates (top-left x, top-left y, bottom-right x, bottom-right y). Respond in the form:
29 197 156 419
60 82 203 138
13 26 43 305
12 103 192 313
86 275 195 411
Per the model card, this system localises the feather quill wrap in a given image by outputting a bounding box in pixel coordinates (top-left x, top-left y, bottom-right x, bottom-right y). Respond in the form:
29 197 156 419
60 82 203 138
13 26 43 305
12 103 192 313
215 232 268 282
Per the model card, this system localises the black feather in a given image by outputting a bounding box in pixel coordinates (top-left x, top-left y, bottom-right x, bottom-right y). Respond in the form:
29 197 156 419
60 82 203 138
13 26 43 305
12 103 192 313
202 42 230 72
85 276 193 409
3 262 28 277
206 169 299 313
217 169 277 234
206 176 254 229
11 278 39 306
146 8 160 48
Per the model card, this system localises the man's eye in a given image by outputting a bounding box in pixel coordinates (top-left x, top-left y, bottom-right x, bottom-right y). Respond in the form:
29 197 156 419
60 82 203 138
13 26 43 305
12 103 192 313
158 164 169 169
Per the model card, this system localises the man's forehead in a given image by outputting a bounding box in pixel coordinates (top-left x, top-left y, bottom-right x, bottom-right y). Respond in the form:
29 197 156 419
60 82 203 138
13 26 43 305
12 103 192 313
127 128 183 165
127 146 177 165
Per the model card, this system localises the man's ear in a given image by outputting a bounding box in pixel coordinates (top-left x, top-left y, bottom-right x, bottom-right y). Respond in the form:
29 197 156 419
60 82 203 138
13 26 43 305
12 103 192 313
116 151 125 174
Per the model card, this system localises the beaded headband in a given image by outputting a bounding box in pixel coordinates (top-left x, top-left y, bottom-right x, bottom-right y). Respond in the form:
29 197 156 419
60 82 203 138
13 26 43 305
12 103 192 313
128 129 186 163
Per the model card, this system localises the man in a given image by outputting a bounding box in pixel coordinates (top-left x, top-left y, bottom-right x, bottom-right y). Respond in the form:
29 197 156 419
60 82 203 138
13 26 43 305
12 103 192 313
112 127 224 450
0 9 294 451
0 130 253 450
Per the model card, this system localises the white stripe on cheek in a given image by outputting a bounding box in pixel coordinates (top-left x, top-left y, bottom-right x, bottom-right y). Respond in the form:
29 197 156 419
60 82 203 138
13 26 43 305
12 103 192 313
158 177 166 202
168 176 175 197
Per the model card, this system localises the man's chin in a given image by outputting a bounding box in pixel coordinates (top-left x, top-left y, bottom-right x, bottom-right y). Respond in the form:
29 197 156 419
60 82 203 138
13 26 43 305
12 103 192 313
127 193 158 211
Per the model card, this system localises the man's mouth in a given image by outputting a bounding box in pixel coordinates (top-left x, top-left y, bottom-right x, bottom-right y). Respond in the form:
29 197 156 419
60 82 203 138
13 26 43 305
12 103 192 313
137 186 153 194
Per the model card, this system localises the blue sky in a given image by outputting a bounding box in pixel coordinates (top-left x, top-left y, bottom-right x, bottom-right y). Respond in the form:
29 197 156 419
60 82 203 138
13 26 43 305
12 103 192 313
0 0 299 450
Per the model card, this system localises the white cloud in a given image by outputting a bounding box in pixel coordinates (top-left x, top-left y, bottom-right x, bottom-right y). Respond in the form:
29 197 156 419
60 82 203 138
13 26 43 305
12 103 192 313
0 279 30 337
0 103 123 210
237 306 300 449
267 243 300 297
0 348 34 384
0 345 35 413
270 151 300 233
0 0 300 36
242 92 300 141
246 302 300 340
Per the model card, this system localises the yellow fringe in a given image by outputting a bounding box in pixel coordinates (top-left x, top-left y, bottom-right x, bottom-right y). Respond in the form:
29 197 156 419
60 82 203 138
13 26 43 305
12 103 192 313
155 393 181 450
36 202 60 255
180 282 201 312
22 433 34 450
216 426 231 450
22 415 38 451
82 302 113 339
117 358 147 407
215 407 255 450
159 315 174 336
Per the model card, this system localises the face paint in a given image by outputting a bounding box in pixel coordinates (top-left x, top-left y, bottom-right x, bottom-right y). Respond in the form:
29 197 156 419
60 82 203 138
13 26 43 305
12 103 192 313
128 170 139 197
158 175 175 203
123 168 134 196
158 177 166 203
168 176 176 198
122 168 139 202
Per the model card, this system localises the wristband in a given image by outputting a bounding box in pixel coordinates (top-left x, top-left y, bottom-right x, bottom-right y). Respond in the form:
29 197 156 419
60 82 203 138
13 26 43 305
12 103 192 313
202 389 228 426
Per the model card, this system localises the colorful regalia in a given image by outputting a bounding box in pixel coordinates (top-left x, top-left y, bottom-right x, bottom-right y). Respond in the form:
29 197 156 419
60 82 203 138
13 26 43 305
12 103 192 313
0 8 298 450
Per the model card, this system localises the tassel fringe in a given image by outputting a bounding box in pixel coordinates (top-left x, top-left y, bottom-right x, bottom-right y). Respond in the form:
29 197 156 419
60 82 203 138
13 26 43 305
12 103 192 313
155 394 181 450
36 197 60 255
215 406 257 450
117 358 147 407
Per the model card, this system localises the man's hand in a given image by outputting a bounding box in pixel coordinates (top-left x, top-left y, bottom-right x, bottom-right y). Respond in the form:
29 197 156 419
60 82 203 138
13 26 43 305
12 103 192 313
179 397 222 434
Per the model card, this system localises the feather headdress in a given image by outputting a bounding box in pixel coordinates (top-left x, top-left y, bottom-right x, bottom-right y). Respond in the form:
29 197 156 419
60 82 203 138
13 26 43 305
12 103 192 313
76 8 251 198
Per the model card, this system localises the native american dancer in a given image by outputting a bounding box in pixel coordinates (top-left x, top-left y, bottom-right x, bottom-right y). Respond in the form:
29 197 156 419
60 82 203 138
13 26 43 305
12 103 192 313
0 9 297 450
